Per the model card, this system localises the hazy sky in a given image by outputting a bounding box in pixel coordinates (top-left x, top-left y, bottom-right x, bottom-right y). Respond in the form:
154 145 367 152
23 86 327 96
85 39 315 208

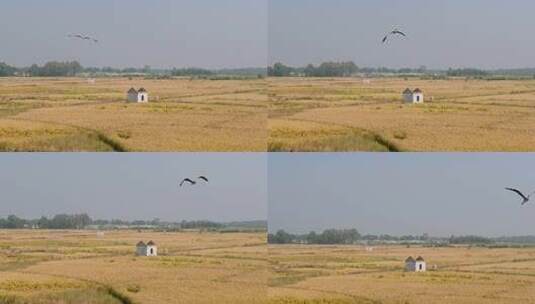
0 0 267 69
269 0 535 69
269 154 535 237
0 153 267 222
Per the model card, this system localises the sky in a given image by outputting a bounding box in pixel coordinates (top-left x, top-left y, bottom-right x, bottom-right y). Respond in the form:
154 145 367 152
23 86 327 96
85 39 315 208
0 0 267 69
269 153 535 237
0 153 267 222
269 0 535 69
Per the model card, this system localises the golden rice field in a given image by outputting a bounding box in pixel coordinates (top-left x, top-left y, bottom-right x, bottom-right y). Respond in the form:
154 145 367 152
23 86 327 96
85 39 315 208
269 77 535 152
269 244 535 304
0 230 267 304
0 77 267 152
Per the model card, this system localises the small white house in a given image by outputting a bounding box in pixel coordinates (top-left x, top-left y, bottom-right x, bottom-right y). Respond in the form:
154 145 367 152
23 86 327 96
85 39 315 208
405 256 426 272
402 88 424 104
127 88 149 103
136 240 158 256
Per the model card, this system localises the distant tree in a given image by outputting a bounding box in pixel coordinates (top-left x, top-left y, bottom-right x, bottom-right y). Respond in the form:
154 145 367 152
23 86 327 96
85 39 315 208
268 230 294 244
171 68 212 76
446 68 488 77
28 61 82 77
37 216 50 229
0 215 27 229
449 235 493 244
0 62 17 76
268 63 294 77
301 61 358 77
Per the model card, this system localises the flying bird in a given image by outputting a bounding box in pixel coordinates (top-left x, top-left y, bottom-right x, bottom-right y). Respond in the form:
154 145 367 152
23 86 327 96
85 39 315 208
505 187 534 205
68 34 98 43
198 176 209 183
179 178 196 187
382 29 407 43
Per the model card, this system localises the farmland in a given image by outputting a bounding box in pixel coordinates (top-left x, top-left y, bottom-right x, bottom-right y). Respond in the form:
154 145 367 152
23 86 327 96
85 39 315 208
0 230 267 304
269 244 535 304
0 77 267 152
269 77 535 152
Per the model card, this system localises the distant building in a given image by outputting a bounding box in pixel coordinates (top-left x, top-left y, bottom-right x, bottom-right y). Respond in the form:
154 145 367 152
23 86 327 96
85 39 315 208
136 240 157 256
405 256 426 272
127 88 149 103
402 88 424 104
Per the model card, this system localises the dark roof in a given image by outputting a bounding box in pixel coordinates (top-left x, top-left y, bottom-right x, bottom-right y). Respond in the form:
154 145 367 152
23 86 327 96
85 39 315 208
403 88 412 94
128 88 138 93
405 256 415 262
416 256 425 261
138 88 147 92
413 88 422 93
136 241 146 247
147 240 156 246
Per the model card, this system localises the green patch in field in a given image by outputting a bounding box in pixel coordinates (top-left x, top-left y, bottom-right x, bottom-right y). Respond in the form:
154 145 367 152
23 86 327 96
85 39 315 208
0 288 124 304
270 268 328 287
0 132 119 152
269 127 398 152
0 280 86 292
0 102 46 118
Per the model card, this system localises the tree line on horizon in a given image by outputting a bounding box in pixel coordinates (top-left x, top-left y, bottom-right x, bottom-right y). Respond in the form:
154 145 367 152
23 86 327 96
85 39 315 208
268 61 535 78
268 229 535 246
0 214 266 231
0 61 266 77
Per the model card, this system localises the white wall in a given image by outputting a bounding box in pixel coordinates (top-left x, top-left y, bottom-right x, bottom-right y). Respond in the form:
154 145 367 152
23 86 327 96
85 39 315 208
136 245 157 256
127 92 149 103
406 261 426 272
138 92 149 103
413 93 424 104
146 245 157 256
403 93 424 104
415 261 426 272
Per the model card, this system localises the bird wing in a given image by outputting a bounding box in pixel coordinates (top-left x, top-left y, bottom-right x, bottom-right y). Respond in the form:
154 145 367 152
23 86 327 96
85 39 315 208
198 176 209 182
382 35 388 43
393 30 407 37
505 188 529 200
180 178 194 187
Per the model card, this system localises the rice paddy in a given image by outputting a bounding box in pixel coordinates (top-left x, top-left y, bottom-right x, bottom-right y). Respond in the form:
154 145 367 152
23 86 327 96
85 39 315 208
0 230 267 304
0 77 267 152
269 77 535 152
268 244 535 304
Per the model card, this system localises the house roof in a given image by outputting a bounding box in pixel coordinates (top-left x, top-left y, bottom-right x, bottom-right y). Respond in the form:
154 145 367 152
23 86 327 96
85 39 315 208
416 256 425 261
403 88 412 94
405 256 415 263
413 88 422 93
136 241 146 247
128 88 138 93
138 88 147 92
147 240 156 246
